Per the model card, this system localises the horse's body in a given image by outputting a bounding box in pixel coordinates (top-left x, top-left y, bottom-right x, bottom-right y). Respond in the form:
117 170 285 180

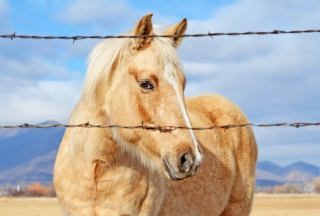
54 14 258 216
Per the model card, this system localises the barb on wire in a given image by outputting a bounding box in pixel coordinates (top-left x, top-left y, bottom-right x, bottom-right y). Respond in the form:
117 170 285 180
0 29 320 41
0 122 319 132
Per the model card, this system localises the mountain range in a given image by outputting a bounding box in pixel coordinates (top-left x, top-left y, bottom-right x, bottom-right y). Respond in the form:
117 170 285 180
256 161 320 187
0 121 319 187
0 121 64 186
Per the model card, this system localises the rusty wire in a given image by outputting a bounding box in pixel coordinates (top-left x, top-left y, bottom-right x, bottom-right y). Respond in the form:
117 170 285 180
0 122 319 132
1 29 320 42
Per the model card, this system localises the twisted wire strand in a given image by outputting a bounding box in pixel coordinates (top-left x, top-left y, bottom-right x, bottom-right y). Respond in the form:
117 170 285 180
1 29 319 42
0 122 319 132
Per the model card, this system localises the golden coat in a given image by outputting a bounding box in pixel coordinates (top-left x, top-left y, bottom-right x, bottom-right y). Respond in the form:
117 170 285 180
54 14 258 216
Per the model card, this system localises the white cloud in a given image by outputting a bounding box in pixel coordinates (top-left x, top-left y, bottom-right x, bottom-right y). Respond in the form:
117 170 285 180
0 0 11 31
0 0 9 16
179 0 320 121
0 35 85 125
55 0 135 30
0 57 84 124
0 81 83 124
53 0 187 35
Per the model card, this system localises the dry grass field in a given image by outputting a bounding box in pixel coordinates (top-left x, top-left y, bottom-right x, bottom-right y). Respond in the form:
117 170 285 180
0 197 62 216
251 194 320 216
0 194 320 216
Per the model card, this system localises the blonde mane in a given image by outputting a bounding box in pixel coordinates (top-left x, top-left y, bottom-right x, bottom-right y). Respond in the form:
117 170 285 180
69 26 183 127
83 27 182 99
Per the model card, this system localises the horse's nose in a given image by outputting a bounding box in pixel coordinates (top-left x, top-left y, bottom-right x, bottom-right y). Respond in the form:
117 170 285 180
178 152 194 173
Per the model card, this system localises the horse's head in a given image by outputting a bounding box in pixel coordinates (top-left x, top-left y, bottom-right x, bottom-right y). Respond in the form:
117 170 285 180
87 14 203 180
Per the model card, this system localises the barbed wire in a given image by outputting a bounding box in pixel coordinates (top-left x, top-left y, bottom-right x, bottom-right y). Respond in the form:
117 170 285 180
0 122 319 132
1 29 320 42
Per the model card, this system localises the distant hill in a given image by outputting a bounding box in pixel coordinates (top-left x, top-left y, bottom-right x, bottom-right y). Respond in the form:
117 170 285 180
0 121 65 186
256 161 320 187
0 121 319 187
257 161 320 176
256 161 284 176
0 151 57 186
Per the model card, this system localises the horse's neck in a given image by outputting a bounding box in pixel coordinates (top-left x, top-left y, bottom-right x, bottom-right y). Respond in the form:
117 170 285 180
61 106 168 214
71 127 120 165
61 126 165 215
69 109 146 173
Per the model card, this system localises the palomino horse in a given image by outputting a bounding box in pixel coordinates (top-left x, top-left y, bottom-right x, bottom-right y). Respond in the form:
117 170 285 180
54 14 258 216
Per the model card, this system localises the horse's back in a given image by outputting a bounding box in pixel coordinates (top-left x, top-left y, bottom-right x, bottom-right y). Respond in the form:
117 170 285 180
186 94 249 126
160 94 258 216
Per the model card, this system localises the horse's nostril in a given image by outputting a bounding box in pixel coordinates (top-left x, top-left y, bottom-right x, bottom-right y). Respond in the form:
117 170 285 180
181 154 187 164
179 153 193 173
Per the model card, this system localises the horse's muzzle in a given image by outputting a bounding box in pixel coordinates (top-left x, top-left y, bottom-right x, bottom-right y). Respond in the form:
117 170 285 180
163 158 200 181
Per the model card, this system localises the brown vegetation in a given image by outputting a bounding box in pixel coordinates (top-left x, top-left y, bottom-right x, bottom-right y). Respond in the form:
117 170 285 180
272 183 302 194
314 181 320 193
7 182 56 197
256 180 320 194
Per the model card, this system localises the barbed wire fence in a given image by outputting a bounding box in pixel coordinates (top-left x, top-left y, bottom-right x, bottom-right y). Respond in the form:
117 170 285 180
0 122 320 132
0 29 320 130
0 29 320 43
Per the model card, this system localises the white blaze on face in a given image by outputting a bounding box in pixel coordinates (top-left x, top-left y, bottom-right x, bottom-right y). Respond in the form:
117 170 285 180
164 64 203 164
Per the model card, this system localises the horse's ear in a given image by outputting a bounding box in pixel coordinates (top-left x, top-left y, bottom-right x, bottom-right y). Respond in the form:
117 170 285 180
163 18 187 48
132 13 154 50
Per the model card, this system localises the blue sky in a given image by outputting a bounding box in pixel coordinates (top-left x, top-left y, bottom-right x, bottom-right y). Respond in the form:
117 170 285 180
0 0 320 167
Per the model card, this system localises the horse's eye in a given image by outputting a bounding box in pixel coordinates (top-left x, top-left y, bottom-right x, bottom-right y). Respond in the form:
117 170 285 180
139 80 154 90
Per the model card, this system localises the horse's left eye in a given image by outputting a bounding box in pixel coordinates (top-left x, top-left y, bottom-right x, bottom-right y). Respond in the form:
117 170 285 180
139 80 154 90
